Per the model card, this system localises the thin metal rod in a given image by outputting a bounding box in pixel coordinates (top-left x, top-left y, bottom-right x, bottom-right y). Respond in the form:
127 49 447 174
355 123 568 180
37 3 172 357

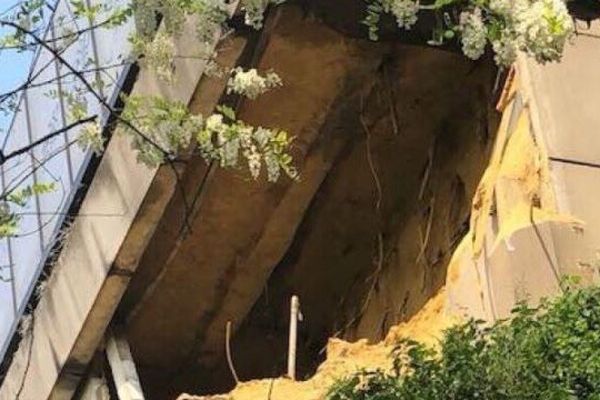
287 295 300 380
225 321 240 385
23 91 46 250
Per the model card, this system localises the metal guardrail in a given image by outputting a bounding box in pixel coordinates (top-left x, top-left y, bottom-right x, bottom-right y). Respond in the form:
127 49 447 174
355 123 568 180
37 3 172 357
0 0 133 360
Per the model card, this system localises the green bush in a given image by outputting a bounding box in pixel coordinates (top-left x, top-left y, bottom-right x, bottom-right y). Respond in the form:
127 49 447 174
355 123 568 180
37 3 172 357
328 285 600 400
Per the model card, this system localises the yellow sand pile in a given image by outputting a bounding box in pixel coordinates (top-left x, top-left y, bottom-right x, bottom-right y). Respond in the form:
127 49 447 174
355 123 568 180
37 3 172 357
177 289 454 400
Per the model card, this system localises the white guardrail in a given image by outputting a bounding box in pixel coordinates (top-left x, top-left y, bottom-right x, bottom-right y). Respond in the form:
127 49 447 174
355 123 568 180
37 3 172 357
0 0 133 360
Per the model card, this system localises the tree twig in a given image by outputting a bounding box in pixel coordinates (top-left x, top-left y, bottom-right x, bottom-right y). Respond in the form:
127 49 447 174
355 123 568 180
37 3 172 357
15 313 35 400
0 116 96 167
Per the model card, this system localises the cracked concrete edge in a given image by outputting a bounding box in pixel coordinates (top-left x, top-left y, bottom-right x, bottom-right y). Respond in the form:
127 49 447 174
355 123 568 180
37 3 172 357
446 58 595 322
517 41 600 273
447 45 600 322
515 56 561 212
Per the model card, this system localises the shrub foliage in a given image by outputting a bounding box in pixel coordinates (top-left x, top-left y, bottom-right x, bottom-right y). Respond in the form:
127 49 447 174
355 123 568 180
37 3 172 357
328 285 600 400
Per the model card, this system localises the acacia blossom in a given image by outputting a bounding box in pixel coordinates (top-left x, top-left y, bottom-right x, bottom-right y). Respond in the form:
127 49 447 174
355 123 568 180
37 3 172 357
459 8 487 60
515 0 573 63
487 0 573 66
227 68 282 100
385 0 420 30
78 122 104 155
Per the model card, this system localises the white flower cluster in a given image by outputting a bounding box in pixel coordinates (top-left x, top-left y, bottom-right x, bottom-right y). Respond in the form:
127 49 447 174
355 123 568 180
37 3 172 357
455 0 572 66
227 68 282 100
459 8 487 60
254 127 284 181
199 108 296 182
514 0 573 63
242 0 286 29
116 61 292 181
488 0 573 66
77 122 105 155
120 96 201 167
133 0 189 37
133 0 280 83
201 113 241 167
382 0 420 30
243 0 269 29
194 0 229 43
0 201 17 238
491 29 519 66
489 0 511 15
132 31 175 81
131 0 229 80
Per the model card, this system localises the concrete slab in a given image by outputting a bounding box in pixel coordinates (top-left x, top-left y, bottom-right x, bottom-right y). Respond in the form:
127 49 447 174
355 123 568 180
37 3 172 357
486 221 561 318
548 160 600 281
519 21 600 164
445 240 491 322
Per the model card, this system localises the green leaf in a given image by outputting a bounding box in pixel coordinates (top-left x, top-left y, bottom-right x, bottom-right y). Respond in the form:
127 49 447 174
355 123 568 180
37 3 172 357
216 105 236 121
433 0 458 9
443 29 455 39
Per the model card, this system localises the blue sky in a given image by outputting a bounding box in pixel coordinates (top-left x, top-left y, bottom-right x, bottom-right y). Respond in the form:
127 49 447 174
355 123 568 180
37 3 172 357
0 0 35 141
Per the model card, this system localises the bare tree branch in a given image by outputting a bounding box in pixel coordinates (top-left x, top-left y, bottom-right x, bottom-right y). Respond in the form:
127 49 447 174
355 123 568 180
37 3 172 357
0 115 96 166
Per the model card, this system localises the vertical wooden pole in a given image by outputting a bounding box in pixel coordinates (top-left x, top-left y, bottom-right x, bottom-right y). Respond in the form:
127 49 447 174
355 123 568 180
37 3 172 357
80 376 110 400
287 295 300 380
106 331 145 400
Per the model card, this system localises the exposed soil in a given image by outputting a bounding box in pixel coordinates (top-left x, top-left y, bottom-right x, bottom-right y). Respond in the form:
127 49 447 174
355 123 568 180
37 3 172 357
210 39 498 392
177 289 455 400
121 4 499 399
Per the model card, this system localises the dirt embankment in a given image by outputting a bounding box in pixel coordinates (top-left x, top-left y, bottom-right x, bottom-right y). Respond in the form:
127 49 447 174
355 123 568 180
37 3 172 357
178 289 454 400
176 68 590 400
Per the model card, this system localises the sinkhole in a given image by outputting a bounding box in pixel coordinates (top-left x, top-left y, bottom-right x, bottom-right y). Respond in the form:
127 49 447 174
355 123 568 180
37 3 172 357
113 4 500 399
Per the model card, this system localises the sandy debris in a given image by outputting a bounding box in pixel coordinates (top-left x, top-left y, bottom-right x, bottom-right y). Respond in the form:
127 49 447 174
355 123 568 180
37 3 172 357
177 289 454 400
